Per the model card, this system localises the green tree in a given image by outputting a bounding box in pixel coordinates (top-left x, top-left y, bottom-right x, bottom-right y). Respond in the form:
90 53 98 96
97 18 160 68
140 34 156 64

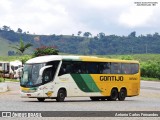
128 31 136 37
2 25 11 31
17 28 23 33
97 32 105 39
12 38 33 55
83 32 92 38
20 55 32 64
77 31 82 36
33 46 59 57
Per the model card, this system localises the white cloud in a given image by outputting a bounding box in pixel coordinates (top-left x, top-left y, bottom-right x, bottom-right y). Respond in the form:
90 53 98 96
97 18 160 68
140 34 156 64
0 0 12 11
84 0 130 9
119 6 154 28
0 0 159 36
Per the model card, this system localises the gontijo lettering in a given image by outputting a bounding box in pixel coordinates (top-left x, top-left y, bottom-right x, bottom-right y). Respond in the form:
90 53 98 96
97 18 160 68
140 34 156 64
100 76 124 81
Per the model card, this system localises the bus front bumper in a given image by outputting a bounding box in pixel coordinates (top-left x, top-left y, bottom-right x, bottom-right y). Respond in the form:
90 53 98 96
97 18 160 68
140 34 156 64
20 91 44 98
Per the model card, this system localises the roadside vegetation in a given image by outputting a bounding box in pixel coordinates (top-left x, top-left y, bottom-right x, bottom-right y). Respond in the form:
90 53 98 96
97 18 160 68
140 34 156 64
0 78 19 83
0 54 160 81
0 25 160 81
0 78 3 82
0 44 59 83
11 37 33 55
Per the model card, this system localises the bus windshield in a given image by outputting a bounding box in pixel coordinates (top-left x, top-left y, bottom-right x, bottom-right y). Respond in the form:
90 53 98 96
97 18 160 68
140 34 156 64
20 63 45 87
20 61 60 87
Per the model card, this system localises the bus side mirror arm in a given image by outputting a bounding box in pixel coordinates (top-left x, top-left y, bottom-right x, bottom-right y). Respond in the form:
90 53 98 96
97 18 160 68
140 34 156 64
39 65 53 76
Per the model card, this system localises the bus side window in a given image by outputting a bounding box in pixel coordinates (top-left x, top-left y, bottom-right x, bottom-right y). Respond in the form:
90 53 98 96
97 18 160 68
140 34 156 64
72 62 80 73
100 63 111 74
59 67 66 76
46 61 60 73
111 63 121 74
58 61 73 76
121 63 131 74
59 63 67 76
80 62 86 73
131 63 139 74
121 64 126 74
42 67 55 83
86 62 99 74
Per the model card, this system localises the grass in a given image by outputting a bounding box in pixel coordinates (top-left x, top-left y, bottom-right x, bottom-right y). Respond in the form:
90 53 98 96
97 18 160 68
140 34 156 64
0 37 18 56
0 37 34 56
141 77 160 81
0 78 19 82
0 78 4 82
0 55 32 62
0 56 22 61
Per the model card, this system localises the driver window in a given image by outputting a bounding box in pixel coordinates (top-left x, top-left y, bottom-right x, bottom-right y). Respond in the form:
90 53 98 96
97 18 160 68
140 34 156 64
42 67 54 83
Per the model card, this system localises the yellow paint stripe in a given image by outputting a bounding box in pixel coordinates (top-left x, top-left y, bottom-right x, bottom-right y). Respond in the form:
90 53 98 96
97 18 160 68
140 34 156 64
21 87 30 91
79 56 139 63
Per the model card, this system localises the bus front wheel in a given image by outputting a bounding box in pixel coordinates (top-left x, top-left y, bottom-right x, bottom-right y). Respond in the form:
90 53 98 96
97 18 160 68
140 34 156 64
37 98 45 102
56 89 66 102
118 89 126 101
107 88 118 101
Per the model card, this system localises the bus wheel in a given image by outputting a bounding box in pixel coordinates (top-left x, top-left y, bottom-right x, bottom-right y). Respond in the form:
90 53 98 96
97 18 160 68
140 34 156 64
107 88 118 101
56 89 66 102
37 98 45 102
118 89 126 101
90 97 100 101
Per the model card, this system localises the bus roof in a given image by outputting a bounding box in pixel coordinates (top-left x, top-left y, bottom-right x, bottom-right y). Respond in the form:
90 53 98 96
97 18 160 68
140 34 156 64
26 55 139 64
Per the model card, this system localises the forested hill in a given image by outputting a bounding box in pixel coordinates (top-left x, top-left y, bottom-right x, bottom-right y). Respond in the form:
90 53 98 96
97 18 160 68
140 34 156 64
0 26 160 55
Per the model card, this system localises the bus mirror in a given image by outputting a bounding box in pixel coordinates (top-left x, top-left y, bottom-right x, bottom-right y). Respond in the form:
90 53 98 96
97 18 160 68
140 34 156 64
39 65 53 76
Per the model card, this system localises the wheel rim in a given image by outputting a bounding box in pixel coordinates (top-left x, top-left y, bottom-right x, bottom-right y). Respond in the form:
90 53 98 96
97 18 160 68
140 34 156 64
121 92 125 98
112 90 118 99
60 93 64 99
118 89 126 101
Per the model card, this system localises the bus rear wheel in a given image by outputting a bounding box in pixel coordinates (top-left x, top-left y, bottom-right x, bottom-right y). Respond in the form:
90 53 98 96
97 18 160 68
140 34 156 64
37 98 45 102
56 89 66 102
90 97 100 101
118 89 126 101
107 88 118 101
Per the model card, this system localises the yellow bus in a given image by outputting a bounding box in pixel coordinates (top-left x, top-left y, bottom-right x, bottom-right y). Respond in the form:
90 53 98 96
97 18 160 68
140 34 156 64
20 55 140 102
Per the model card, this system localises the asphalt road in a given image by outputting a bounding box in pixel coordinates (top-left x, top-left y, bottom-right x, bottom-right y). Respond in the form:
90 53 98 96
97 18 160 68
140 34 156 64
0 80 160 119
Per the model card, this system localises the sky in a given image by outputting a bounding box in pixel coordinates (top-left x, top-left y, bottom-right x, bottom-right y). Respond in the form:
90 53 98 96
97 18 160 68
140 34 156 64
0 0 159 36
